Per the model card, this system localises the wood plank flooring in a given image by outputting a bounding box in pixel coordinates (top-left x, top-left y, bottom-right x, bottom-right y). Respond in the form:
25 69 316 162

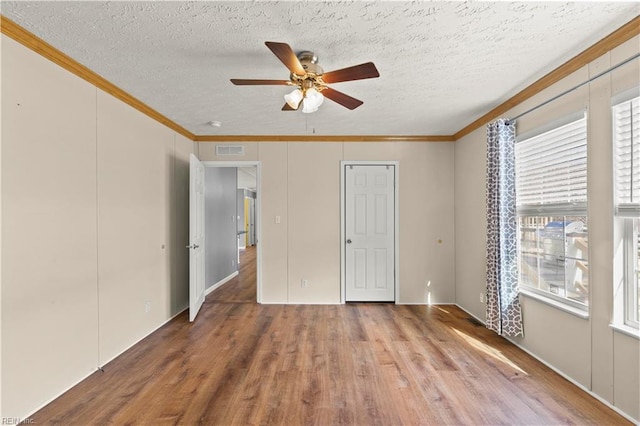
32 246 630 425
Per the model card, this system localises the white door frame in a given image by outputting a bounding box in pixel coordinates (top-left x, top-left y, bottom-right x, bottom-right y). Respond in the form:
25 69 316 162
340 161 399 304
202 161 262 303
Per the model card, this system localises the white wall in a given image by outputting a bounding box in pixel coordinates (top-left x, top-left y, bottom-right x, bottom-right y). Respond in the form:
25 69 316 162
1 34 194 419
257 143 289 302
2 34 99 419
198 141 456 305
454 36 640 421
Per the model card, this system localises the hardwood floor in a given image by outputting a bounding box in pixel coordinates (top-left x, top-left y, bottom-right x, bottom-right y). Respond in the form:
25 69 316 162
32 246 630 425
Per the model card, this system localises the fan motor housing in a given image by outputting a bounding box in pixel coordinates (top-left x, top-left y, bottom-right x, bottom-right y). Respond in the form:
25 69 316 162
297 50 323 75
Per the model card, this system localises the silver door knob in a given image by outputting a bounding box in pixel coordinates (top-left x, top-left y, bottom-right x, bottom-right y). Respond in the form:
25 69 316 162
186 244 199 249
346 239 352 244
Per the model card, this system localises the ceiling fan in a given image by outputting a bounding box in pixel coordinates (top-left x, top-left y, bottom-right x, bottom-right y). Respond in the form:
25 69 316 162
230 42 380 113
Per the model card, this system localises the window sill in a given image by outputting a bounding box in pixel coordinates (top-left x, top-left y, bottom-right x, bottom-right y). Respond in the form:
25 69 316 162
610 323 640 340
519 289 589 319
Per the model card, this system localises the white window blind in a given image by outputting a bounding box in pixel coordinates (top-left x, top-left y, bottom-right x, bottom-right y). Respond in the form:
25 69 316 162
614 97 640 216
515 115 589 310
515 116 587 212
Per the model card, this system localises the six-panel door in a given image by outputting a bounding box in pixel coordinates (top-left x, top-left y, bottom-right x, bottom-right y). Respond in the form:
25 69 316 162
345 165 395 302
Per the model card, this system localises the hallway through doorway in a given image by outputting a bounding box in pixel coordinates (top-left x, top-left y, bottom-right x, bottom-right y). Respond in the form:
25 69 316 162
207 246 256 304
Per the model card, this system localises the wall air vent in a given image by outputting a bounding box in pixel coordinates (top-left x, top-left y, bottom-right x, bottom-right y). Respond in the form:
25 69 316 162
215 145 245 156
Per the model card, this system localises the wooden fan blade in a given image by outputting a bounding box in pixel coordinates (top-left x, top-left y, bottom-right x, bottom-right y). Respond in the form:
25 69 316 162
230 79 291 85
321 62 380 84
322 88 363 110
265 42 306 76
282 102 298 111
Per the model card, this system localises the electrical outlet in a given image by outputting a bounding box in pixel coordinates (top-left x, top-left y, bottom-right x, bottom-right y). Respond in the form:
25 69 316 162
145 301 151 313
480 292 485 303
301 279 308 288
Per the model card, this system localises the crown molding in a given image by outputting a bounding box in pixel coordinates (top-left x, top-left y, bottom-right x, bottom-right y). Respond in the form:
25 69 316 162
1 15 196 141
194 135 454 142
1 15 450 144
3 14 638 144
453 15 640 140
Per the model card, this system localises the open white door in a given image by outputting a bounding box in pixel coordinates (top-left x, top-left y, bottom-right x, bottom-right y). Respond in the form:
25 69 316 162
188 154 205 321
345 164 396 302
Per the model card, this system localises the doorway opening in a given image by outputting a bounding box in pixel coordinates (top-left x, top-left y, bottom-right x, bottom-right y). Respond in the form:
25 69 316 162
204 161 261 303
189 158 262 321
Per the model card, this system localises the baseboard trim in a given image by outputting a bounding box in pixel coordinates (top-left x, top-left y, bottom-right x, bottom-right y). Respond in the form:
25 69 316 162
205 271 238 296
503 335 638 424
18 368 99 421
99 305 188 368
454 304 487 325
20 304 189 421
453 303 637 424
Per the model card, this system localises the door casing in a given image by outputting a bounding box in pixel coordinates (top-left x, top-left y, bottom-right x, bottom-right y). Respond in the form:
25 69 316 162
340 161 399 304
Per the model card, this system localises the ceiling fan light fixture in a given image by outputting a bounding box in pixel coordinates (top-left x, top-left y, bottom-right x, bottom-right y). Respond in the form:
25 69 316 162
232 42 378 112
302 88 324 113
284 88 303 109
301 102 316 114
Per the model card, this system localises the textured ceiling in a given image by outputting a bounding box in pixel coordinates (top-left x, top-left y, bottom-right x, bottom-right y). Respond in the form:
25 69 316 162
2 1 638 136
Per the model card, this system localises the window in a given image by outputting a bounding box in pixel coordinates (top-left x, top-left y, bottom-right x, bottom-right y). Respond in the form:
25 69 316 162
614 95 640 329
515 115 589 310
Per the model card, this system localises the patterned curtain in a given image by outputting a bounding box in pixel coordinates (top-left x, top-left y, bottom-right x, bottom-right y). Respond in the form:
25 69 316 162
485 119 523 337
